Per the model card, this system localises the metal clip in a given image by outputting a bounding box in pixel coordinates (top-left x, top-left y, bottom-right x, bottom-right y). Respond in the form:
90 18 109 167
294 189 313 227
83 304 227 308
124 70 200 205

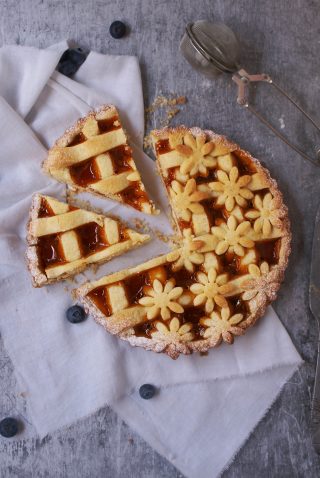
232 69 320 168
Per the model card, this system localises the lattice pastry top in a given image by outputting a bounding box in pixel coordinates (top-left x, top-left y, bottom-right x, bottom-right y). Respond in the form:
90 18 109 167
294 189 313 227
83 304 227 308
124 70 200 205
42 105 159 215
75 126 291 359
26 194 149 287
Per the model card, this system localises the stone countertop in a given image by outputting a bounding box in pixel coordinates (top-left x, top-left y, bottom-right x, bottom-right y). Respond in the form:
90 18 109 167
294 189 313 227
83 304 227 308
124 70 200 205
1 0 320 476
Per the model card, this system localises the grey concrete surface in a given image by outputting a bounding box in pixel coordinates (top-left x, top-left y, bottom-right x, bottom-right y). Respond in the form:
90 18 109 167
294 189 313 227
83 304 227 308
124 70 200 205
1 0 320 476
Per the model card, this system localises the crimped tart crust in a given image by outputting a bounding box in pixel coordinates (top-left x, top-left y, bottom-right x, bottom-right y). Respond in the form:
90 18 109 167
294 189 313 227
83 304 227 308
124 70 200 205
26 193 150 287
42 105 159 215
75 126 291 359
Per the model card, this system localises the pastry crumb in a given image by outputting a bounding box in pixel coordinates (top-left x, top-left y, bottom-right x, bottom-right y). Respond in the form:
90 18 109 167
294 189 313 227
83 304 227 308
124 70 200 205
133 218 151 235
154 229 173 244
143 134 153 151
66 185 77 203
133 218 175 244
144 94 187 153
145 95 186 113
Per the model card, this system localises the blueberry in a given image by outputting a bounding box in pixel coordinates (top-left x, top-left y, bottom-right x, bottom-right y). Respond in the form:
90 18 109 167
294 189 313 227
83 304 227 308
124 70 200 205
58 61 79 77
0 417 19 438
66 305 87 324
139 384 156 400
109 21 126 39
57 48 87 77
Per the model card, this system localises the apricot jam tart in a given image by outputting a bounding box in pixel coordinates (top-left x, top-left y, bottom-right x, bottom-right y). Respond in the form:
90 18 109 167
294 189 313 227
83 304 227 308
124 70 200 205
74 126 291 359
26 194 149 287
42 105 159 215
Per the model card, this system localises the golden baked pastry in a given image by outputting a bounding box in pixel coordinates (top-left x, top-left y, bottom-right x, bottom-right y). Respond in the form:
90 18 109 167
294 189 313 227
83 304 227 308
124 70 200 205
75 126 291 359
26 194 149 287
42 105 159 215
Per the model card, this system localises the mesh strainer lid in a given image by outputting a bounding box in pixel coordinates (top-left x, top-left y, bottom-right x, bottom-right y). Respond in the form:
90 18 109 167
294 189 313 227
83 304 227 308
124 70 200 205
186 21 240 73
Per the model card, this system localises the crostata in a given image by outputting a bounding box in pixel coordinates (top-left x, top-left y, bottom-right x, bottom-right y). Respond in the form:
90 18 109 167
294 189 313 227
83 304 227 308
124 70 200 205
75 126 291 359
42 105 159 215
26 194 149 287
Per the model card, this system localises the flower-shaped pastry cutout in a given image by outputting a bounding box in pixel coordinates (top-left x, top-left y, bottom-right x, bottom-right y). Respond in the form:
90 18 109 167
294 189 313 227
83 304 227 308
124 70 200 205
139 279 184 320
211 215 254 256
151 317 194 342
200 307 244 344
176 133 217 176
241 262 270 301
209 166 253 212
190 268 233 313
245 193 281 236
167 230 204 272
169 178 209 222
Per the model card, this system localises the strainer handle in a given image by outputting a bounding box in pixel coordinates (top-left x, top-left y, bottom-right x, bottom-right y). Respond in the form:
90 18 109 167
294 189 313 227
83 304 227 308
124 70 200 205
232 69 320 168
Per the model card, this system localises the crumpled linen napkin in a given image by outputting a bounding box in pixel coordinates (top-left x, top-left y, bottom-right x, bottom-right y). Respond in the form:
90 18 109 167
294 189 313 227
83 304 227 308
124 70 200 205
0 43 303 478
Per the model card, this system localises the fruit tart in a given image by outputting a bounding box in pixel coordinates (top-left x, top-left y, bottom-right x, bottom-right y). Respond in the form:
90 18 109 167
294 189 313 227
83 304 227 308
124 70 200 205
26 194 149 287
75 126 291 359
42 105 158 215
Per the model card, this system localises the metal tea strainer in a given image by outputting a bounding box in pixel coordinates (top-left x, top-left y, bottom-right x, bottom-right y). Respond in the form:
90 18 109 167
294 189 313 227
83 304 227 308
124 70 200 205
180 20 320 167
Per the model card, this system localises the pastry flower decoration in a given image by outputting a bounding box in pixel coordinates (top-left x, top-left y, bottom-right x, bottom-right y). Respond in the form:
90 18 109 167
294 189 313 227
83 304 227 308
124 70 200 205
245 193 281 236
169 178 209 222
151 317 194 342
176 133 217 176
209 166 253 212
211 215 254 257
190 268 233 313
167 230 204 272
139 278 184 320
241 262 270 301
200 307 244 344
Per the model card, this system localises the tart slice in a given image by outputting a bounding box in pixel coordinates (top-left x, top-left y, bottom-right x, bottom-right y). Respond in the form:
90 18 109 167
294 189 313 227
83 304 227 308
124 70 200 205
26 194 150 287
42 105 159 215
75 127 291 359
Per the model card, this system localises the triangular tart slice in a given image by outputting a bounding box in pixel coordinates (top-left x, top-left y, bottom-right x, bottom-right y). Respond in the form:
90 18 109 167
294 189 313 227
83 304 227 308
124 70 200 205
26 194 150 287
42 105 159 215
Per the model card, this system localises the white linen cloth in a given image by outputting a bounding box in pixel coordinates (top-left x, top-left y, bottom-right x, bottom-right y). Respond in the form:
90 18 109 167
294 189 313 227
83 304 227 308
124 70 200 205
0 43 303 478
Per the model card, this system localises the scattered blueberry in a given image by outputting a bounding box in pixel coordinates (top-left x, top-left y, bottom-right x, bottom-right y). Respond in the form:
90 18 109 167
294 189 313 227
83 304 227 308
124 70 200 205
0 417 19 438
139 384 156 400
66 305 87 324
109 21 126 39
57 48 87 77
